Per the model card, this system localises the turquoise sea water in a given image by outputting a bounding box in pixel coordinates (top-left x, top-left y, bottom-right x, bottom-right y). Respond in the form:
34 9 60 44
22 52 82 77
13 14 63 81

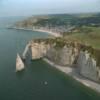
0 18 100 100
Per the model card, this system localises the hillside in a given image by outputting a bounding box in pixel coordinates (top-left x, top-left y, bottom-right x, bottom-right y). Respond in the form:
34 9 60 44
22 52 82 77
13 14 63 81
64 26 100 48
15 13 100 28
14 13 100 49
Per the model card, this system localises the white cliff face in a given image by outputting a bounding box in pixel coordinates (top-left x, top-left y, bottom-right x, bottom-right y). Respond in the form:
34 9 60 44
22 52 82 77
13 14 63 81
77 51 99 82
85 58 98 81
31 42 49 60
31 43 43 59
30 40 100 82
16 54 24 72
60 46 79 66
77 51 90 70
30 41 78 66
22 43 31 59
46 45 78 66
98 69 100 80
46 46 58 62
60 46 73 66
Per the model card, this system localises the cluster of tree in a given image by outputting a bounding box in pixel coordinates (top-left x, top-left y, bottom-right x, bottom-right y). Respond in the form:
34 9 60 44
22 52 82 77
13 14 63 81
15 13 100 28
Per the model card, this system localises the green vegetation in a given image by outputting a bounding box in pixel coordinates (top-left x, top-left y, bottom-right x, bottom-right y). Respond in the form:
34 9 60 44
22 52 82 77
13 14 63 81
15 13 100 28
32 14 77 27
64 26 100 49
16 13 100 66
15 14 77 28
63 26 100 66
33 36 100 66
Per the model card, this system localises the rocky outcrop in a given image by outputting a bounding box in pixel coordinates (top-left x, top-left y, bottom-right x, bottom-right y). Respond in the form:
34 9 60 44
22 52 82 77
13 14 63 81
30 41 50 60
46 46 77 66
60 46 70 65
16 54 25 72
30 41 79 66
60 46 74 66
77 51 100 82
24 39 100 82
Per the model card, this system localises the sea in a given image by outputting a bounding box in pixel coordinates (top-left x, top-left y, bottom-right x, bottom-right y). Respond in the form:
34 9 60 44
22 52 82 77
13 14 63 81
0 17 100 100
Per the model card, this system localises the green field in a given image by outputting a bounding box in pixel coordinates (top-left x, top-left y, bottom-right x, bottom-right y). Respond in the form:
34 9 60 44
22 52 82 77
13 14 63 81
64 26 100 49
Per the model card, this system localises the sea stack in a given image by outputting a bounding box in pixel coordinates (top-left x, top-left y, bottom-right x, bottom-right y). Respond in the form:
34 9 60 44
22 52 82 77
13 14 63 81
16 53 25 72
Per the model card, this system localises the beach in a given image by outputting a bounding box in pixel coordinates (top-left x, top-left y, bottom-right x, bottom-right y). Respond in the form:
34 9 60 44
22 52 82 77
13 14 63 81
9 27 62 37
33 29 62 37
43 58 100 93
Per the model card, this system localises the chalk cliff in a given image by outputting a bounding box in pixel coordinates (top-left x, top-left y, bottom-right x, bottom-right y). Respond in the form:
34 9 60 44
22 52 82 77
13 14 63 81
46 46 78 66
24 38 100 82
77 51 100 82
30 40 79 66
30 41 50 59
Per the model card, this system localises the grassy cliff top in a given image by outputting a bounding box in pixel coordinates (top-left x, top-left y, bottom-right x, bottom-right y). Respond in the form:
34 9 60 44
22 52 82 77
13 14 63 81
63 26 100 66
64 26 100 49
16 13 100 66
32 35 100 66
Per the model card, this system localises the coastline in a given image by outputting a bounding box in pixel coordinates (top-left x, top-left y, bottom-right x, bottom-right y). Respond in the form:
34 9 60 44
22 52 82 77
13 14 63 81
8 27 62 37
43 58 100 93
9 26 100 93
8 27 33 31
33 29 62 37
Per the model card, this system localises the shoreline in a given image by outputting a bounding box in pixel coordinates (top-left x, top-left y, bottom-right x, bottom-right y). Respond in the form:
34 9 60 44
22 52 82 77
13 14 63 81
8 27 62 37
8 27 33 31
33 29 62 37
43 58 100 94
10 26 100 93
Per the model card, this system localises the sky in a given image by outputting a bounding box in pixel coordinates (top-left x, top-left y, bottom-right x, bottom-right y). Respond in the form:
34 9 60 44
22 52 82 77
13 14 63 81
0 0 100 17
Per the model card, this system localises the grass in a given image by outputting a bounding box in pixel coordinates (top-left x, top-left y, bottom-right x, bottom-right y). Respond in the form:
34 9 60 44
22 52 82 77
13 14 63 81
64 26 100 66
64 26 100 49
